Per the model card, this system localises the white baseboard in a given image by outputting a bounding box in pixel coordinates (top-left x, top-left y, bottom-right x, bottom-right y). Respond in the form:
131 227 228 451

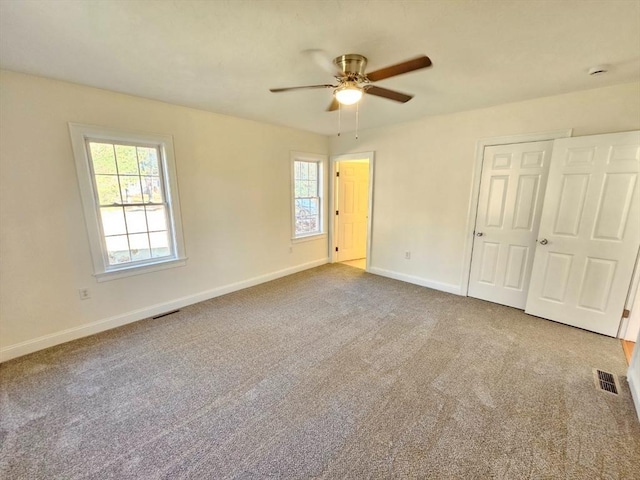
629 367 640 423
0 258 329 363
368 266 463 296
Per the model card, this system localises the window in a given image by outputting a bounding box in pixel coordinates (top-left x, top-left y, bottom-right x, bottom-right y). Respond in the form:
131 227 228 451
70 124 186 280
292 152 325 239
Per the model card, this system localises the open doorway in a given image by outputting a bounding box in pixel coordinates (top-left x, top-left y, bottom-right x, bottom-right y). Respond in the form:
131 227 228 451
331 152 374 271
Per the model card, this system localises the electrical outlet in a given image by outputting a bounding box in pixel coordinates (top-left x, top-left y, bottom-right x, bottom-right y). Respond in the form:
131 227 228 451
78 288 90 300
405 251 411 260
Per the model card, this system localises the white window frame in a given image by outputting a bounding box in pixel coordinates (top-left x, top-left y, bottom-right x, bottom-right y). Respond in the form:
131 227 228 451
69 123 187 281
291 152 326 241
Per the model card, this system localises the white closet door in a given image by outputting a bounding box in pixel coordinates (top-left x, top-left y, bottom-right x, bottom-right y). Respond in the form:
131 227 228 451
468 141 553 309
525 131 640 336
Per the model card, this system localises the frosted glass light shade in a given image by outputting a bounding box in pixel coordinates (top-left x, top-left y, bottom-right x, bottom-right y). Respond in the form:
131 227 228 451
335 85 363 105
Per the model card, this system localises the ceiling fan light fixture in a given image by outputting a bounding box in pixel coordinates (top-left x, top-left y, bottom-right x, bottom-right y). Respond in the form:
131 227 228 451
335 82 363 105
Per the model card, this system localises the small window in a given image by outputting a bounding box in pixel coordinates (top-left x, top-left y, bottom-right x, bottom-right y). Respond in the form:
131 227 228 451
292 153 325 239
70 124 186 280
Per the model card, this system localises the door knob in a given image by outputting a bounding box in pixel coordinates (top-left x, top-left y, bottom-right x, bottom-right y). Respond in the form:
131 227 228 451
539 238 548 245
476 232 484 237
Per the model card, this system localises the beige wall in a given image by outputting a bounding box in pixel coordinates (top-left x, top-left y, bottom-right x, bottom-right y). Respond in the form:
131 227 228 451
331 82 640 292
0 70 329 359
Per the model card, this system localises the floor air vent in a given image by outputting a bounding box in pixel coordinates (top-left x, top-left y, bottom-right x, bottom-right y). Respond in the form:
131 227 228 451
153 309 180 320
593 369 619 395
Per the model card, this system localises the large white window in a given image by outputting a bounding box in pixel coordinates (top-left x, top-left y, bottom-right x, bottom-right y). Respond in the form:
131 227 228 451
70 124 186 281
292 152 325 239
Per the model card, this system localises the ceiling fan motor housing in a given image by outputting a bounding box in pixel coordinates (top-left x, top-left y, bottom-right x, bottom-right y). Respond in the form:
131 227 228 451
334 54 368 78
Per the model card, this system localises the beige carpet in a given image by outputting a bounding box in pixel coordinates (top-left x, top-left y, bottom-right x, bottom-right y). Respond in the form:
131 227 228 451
1 264 639 478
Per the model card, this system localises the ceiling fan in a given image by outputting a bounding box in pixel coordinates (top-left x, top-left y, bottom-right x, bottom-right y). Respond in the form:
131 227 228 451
270 53 432 111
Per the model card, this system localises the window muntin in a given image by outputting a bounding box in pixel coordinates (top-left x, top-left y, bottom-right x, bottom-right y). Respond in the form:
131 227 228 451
294 160 321 237
86 140 173 266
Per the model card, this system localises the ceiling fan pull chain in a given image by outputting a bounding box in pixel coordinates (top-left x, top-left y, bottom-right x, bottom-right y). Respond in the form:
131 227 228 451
338 102 341 136
356 102 359 140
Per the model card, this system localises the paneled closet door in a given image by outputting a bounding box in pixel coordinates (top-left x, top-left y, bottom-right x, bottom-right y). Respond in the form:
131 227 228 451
468 140 553 309
525 131 640 337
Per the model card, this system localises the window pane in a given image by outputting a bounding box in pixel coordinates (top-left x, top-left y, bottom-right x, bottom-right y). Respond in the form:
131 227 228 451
295 198 319 216
129 233 151 261
115 145 139 174
105 235 131 264
146 205 167 231
95 175 122 205
150 231 171 258
120 176 143 203
124 206 147 234
142 176 163 203
89 142 117 174
295 198 319 235
137 147 159 175
100 207 126 236
308 163 318 180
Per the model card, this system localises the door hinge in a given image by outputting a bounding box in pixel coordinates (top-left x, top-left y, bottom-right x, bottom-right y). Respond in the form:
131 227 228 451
335 247 339 252
336 210 339 215
336 171 340 177
622 309 631 318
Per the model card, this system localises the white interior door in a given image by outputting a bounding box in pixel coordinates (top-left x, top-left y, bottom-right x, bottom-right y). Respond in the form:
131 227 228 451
337 162 369 262
525 131 640 337
468 141 554 309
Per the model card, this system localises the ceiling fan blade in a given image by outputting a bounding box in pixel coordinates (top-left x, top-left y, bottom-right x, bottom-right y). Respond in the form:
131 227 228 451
365 85 413 103
327 97 339 111
366 55 432 82
303 49 343 77
270 84 335 93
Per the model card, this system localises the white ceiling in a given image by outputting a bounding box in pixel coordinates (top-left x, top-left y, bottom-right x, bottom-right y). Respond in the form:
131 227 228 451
1 0 639 136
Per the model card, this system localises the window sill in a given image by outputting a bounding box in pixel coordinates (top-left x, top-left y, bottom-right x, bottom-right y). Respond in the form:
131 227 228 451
95 257 188 282
292 233 326 244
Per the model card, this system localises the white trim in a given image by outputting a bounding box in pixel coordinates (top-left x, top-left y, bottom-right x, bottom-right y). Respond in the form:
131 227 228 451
290 151 328 240
618 247 640 339
629 373 640 422
629 328 640 421
0 257 329 363
460 129 573 296
369 267 463 295
95 257 187 282
68 123 187 279
291 233 327 244
330 151 375 271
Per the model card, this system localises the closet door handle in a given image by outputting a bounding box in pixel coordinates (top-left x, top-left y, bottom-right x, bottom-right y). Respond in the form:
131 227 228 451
476 232 484 237
539 238 548 245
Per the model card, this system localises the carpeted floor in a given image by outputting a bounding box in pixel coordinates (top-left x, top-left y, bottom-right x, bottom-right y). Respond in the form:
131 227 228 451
1 264 639 479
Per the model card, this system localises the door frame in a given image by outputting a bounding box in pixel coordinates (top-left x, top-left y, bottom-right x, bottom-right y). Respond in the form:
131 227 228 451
619 249 640 339
461 129 573 296
330 151 375 270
